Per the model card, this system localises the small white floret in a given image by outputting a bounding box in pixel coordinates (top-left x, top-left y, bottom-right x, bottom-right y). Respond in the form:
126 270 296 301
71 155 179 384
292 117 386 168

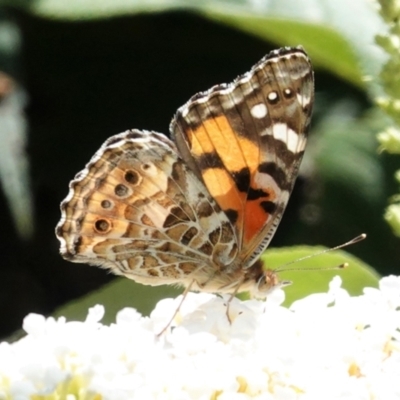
1 277 400 399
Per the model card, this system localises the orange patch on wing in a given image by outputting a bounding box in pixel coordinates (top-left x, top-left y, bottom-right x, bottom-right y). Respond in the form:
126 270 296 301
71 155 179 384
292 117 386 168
202 168 240 212
186 123 215 155
243 200 272 244
243 184 278 244
189 115 259 174
188 115 278 245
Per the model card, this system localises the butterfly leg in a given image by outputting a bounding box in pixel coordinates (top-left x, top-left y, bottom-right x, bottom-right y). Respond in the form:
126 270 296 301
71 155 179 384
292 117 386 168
156 279 195 337
224 280 245 324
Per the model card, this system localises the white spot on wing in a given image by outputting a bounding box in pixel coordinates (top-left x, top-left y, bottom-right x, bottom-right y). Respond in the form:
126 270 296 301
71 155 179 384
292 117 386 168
251 103 267 119
297 93 311 106
254 172 280 193
267 91 278 102
272 123 304 153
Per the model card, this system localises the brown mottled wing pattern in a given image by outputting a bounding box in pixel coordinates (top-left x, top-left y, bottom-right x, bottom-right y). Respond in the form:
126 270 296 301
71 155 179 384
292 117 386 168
170 47 314 269
56 130 238 288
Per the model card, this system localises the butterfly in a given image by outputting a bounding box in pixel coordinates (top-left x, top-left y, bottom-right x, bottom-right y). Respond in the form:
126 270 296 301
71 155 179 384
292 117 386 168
56 46 314 300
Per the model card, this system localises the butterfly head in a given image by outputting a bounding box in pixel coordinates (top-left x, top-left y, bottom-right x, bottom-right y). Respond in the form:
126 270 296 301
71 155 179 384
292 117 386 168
258 269 292 298
245 260 292 299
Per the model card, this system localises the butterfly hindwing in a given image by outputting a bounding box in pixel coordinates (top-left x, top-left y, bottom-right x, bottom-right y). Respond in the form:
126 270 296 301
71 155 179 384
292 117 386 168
56 130 238 288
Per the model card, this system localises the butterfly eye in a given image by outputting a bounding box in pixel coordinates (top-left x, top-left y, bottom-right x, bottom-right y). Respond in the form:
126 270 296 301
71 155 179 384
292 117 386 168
255 270 290 297
255 274 269 296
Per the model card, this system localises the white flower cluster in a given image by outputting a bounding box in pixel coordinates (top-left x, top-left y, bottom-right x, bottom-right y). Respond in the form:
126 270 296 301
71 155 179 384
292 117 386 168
1 276 400 400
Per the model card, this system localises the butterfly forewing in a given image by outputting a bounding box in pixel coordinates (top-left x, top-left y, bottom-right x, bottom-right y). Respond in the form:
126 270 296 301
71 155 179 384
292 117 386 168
171 47 314 268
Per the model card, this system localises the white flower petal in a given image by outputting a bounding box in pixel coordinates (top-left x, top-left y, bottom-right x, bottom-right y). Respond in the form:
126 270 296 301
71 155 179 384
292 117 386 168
1 276 400 399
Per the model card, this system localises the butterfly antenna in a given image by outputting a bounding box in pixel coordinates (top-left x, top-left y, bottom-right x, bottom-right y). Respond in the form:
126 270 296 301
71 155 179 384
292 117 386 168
274 233 366 273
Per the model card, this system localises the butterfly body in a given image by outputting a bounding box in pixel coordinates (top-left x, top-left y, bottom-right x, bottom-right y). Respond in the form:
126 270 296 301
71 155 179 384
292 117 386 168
56 47 314 298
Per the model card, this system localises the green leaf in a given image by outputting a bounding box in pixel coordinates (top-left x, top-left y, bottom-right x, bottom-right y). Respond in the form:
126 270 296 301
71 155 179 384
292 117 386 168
53 279 180 324
10 0 383 91
55 245 379 323
311 107 385 207
261 246 380 306
206 15 364 89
